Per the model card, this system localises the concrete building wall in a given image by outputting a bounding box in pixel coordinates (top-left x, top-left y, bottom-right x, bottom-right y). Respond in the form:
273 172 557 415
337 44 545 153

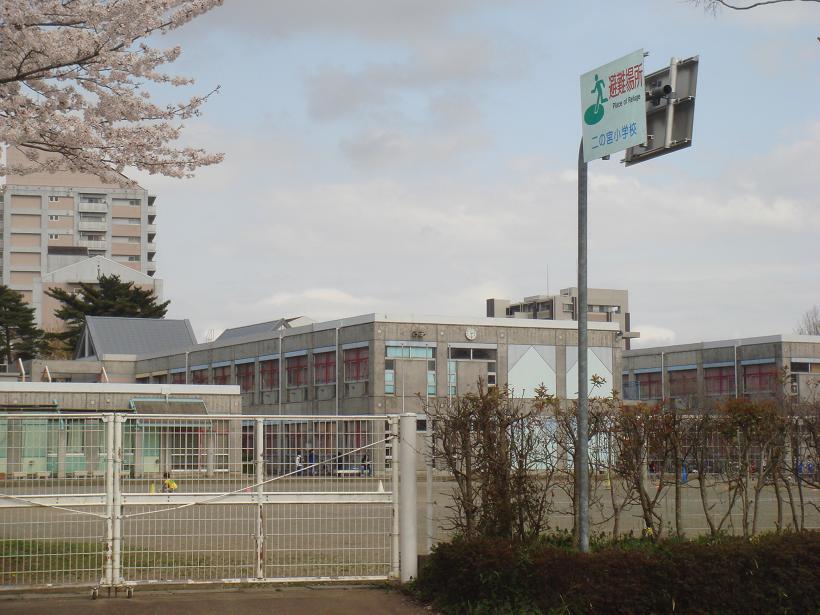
623 335 820 404
128 315 621 418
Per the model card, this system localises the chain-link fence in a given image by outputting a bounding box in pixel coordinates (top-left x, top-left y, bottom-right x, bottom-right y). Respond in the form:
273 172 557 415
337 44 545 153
0 413 416 592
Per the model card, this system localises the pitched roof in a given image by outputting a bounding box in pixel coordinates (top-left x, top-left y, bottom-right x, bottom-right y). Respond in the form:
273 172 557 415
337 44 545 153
77 316 196 359
216 316 314 342
42 255 156 284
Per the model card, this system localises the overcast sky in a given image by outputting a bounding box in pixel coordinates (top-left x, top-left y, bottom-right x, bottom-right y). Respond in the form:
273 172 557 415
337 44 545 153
134 0 820 346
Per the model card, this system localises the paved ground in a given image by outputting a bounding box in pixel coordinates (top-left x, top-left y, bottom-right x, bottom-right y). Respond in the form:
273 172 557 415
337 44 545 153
0 585 432 615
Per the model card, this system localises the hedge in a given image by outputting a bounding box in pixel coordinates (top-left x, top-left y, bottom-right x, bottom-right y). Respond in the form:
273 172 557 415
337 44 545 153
412 532 820 614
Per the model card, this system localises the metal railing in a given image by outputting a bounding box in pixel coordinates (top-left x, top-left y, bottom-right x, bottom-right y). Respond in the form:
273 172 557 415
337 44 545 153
0 413 418 592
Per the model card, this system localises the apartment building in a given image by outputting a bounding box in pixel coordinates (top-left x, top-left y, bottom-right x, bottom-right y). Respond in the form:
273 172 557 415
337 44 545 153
1 146 160 326
486 287 638 348
622 334 820 405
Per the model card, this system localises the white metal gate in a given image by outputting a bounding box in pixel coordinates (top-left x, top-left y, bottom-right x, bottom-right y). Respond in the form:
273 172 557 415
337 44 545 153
0 413 418 593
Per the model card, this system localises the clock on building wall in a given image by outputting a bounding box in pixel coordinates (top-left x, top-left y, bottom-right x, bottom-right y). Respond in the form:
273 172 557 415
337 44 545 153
465 327 477 341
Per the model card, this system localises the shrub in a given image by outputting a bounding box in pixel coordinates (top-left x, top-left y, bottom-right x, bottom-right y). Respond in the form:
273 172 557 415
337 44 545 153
412 531 820 615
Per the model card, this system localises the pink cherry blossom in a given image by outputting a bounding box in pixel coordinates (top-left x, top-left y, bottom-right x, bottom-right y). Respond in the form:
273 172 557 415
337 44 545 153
1 0 224 184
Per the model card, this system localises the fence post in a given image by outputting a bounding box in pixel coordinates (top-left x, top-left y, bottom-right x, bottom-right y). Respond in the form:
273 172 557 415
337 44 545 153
255 418 265 579
426 427 434 554
390 417 400 579
399 413 417 582
103 414 114 588
112 414 123 587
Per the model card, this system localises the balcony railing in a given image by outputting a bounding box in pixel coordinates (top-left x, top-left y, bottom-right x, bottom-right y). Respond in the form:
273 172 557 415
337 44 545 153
78 220 108 232
78 239 107 250
78 202 108 213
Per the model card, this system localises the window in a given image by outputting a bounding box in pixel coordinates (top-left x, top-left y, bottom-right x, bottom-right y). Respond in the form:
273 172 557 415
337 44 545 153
385 345 434 359
65 420 85 454
48 233 59 240
113 236 140 243
48 196 59 202
472 348 496 361
114 198 141 207
286 355 307 387
127 256 140 262
344 347 369 382
449 347 497 361
49 214 59 221
314 351 336 385
636 371 662 399
260 359 279 390
487 361 497 387
191 369 208 384
448 361 457 396
427 370 436 396
236 362 255 392
705 366 735 396
669 369 697 397
171 372 186 384
213 365 230 385
384 359 395 395
791 362 810 373
622 375 640 400
744 363 777 393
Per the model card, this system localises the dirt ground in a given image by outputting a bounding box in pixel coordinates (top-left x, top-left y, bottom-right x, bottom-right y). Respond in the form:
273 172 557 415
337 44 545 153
0 585 432 615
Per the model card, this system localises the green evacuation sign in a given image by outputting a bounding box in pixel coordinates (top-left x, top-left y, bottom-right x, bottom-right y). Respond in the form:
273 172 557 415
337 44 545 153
580 49 647 162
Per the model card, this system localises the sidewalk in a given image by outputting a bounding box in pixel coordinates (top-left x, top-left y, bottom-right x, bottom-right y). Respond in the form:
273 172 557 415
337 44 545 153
0 585 432 615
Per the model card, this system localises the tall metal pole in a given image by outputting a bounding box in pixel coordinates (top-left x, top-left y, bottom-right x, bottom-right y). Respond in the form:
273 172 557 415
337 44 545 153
577 137 590 553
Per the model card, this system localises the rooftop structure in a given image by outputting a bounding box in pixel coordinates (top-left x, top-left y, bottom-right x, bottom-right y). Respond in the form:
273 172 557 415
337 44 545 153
486 287 637 348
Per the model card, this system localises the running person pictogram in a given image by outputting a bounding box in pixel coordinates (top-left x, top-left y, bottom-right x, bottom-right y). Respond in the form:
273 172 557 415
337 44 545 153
584 73 608 126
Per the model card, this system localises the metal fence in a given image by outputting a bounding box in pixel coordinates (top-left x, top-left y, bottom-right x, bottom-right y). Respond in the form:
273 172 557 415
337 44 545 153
0 413 418 593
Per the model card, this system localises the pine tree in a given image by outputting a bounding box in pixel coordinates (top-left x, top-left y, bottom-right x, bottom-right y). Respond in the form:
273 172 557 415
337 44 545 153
0 285 45 365
46 274 170 351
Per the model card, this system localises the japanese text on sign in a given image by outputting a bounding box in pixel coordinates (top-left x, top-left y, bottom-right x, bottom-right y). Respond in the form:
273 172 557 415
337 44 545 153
608 64 643 98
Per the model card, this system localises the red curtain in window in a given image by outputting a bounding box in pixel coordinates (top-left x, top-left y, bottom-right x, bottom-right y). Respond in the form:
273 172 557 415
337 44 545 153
344 348 369 382
260 360 279 390
705 367 735 395
314 352 336 385
213 366 230 385
236 363 255 392
744 364 777 392
669 369 697 396
286 356 307 387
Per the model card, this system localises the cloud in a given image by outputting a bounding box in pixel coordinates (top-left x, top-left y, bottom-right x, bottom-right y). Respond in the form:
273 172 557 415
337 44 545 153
200 0 529 42
631 325 677 348
339 127 490 169
304 34 525 122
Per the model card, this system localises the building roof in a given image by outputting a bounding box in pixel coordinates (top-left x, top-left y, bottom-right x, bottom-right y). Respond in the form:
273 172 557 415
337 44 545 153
77 316 196 359
216 317 314 341
42 255 156 284
624 334 820 357
134 312 622 361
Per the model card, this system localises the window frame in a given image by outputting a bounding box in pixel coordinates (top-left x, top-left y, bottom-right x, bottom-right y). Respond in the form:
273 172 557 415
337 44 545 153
344 347 369 383
286 355 308 388
313 351 336 385
236 362 255 392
